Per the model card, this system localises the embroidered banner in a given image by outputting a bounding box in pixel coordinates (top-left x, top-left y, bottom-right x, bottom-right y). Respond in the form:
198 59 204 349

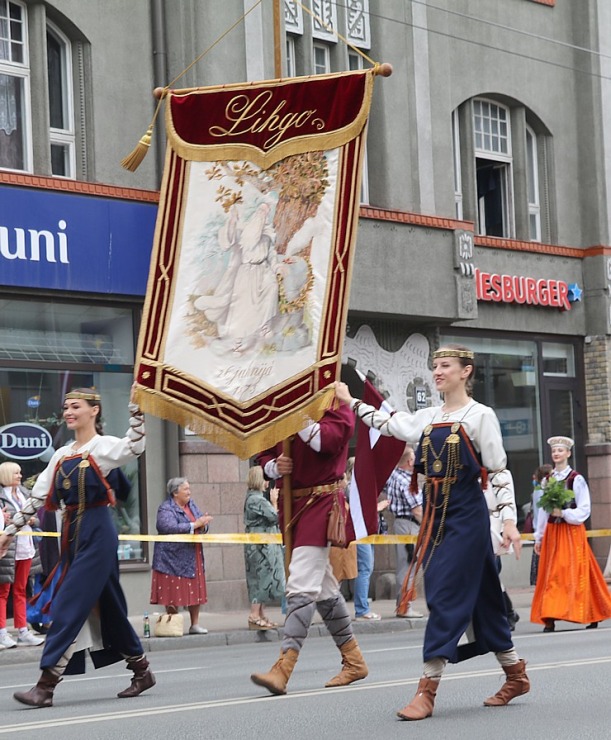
134 70 375 458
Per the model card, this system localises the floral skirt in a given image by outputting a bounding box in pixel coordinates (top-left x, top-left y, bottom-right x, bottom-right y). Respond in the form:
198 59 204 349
150 546 207 607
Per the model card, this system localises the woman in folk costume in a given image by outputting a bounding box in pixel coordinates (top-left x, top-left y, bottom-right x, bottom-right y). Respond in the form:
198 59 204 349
334 344 529 721
530 436 611 632
0 386 155 708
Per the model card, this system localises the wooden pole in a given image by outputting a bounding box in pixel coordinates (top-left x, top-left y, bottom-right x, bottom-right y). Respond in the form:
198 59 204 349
273 0 282 79
282 437 293 577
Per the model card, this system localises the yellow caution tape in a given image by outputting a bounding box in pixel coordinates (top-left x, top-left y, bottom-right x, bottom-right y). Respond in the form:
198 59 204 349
12 529 611 544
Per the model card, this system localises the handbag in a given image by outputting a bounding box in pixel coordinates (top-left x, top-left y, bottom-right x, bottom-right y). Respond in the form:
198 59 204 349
154 612 184 637
327 493 347 548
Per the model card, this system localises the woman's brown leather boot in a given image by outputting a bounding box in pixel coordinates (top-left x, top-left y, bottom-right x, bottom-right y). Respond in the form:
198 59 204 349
13 670 62 708
483 659 530 706
397 677 439 720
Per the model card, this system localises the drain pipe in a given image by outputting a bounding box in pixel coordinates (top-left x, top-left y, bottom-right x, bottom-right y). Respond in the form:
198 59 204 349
151 0 168 186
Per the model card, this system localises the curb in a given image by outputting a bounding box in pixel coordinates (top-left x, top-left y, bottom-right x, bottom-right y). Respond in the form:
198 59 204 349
0 616 427 666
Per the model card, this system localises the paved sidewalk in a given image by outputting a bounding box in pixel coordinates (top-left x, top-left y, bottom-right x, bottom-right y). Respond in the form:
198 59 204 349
0 587 535 666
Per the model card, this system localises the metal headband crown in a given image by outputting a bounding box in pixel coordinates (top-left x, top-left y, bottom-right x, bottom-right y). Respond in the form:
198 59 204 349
433 349 475 360
64 390 101 402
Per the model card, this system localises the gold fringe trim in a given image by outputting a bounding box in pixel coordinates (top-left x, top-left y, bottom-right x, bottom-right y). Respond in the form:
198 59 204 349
134 385 335 459
165 69 375 170
120 126 153 172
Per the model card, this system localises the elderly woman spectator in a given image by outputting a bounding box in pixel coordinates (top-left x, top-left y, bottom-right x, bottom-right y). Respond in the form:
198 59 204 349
150 478 213 635
0 461 43 648
244 466 285 630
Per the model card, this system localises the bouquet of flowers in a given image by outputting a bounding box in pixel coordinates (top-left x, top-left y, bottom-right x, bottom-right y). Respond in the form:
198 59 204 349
537 477 574 514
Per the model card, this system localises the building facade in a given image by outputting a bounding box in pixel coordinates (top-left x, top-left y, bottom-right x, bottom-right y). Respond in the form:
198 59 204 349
1 0 611 611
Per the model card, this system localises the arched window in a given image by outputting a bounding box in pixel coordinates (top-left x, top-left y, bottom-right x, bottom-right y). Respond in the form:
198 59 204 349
452 96 550 243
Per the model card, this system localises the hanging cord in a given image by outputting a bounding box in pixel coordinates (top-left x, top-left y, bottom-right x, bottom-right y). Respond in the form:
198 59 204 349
121 0 264 171
121 0 391 172
296 0 377 68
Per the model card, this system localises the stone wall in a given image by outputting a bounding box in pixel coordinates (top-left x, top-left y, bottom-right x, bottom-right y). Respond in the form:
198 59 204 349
179 438 251 611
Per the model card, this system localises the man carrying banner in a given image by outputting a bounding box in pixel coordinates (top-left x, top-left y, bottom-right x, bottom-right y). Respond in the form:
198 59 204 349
250 399 368 695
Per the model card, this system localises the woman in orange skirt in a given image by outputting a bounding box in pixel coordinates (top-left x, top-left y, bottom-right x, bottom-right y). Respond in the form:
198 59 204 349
531 436 611 632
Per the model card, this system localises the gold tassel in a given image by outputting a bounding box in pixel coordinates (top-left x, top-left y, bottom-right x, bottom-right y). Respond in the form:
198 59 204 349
120 126 153 172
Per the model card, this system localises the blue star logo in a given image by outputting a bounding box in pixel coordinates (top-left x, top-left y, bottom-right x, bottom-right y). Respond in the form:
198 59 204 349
567 283 582 302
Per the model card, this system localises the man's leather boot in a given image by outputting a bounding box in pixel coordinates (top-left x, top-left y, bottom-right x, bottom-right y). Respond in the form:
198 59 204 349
117 655 156 698
250 648 299 695
325 637 368 687
14 670 62 708
397 677 439 720
483 659 530 706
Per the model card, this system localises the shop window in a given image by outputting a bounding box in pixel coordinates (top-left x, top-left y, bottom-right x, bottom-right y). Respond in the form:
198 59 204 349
542 342 575 376
0 298 144 563
441 334 540 516
0 1 79 177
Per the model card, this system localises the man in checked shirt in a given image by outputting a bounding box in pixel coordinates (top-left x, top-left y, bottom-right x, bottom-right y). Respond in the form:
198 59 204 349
384 444 424 618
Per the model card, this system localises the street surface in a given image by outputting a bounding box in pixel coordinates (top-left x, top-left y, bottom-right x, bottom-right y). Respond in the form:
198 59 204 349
0 621 609 739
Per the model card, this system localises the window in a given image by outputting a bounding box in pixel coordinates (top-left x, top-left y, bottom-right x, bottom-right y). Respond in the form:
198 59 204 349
47 24 75 178
0 0 30 171
526 126 541 241
452 97 548 242
286 35 296 77
0 2 77 177
313 42 330 75
473 99 513 238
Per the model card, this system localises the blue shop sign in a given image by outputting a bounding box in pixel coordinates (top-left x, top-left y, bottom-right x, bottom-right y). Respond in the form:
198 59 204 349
0 185 157 295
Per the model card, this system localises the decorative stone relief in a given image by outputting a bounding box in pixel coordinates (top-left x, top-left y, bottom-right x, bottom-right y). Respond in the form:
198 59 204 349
343 325 440 412
346 0 370 50
453 229 477 319
312 0 337 41
284 0 303 34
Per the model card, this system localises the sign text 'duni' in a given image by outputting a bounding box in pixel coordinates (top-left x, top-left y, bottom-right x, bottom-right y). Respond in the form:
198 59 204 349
0 219 69 263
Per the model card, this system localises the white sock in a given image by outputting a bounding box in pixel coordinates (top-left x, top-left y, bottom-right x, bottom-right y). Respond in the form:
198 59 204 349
0 628 7 636
495 648 520 666
18 627 28 635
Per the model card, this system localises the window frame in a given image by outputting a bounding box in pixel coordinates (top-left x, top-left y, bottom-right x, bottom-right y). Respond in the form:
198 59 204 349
46 21 76 179
525 124 541 242
312 41 331 75
0 0 32 173
472 98 515 238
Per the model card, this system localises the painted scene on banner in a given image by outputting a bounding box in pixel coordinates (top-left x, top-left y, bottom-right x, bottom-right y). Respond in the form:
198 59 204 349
164 149 339 403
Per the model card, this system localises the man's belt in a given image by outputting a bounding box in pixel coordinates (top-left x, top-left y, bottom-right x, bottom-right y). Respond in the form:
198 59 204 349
290 481 343 499
394 514 418 523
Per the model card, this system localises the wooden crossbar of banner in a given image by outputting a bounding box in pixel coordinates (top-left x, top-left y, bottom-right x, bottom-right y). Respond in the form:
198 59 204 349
15 529 611 544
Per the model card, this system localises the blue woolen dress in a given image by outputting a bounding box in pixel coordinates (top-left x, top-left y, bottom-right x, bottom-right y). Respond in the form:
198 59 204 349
414 422 513 662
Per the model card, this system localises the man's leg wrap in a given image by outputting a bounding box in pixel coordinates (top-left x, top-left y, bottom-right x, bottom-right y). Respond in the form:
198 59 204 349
281 593 317 652
316 594 353 648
